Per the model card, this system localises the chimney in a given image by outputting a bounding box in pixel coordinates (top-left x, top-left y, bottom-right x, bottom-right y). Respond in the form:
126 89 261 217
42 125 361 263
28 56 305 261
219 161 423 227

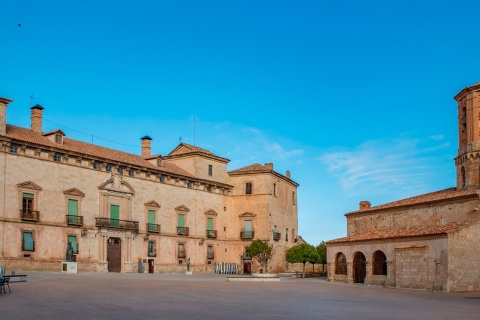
31 104 44 133
141 136 152 158
264 163 273 170
286 170 291 179
0 97 13 135
359 201 371 211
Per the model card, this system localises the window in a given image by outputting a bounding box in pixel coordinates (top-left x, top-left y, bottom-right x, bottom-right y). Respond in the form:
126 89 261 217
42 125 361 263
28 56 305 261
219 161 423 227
9 146 18 154
22 231 34 251
128 169 134 176
53 155 61 162
93 163 100 170
147 210 156 232
207 245 214 259
273 183 277 196
148 241 156 257
292 191 296 205
246 182 252 195
55 133 63 144
187 181 192 188
67 199 79 224
178 243 186 258
68 235 78 254
285 228 289 241
117 167 124 175
177 214 187 235
208 164 213 176
22 193 34 213
159 176 165 183
110 204 120 227
106 165 112 172
243 220 253 238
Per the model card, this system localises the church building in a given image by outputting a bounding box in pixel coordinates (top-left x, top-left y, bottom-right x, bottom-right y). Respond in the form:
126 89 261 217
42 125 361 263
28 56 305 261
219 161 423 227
326 81 480 292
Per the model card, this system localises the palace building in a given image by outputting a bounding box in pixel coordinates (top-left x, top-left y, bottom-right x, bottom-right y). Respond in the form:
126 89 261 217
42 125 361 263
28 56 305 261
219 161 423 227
326 81 480 292
0 99 299 273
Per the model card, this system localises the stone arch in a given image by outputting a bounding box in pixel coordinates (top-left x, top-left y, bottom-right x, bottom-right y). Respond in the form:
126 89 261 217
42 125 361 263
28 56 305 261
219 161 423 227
353 251 366 283
335 252 347 275
372 250 387 275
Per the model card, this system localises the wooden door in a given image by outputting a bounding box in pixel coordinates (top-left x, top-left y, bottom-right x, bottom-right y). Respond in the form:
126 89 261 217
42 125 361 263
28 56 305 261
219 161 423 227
107 238 121 272
148 259 154 273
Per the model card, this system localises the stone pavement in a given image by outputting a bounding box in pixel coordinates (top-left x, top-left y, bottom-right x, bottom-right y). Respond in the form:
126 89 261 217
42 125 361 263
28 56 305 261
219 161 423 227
1 272 480 319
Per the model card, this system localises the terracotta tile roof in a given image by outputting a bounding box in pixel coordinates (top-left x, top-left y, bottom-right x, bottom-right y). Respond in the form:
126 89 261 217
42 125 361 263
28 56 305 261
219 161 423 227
3 125 196 178
169 143 214 156
346 188 479 215
228 163 271 174
327 221 480 244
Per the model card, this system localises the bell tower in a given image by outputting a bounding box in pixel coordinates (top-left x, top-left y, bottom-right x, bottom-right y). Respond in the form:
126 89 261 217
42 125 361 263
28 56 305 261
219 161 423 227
454 81 480 190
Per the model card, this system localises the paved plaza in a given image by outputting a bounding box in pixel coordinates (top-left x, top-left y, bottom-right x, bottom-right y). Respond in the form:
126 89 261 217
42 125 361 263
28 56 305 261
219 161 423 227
1 272 480 319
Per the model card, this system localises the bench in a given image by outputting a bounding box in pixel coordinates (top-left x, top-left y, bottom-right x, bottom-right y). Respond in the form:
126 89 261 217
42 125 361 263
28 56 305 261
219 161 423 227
5 275 28 282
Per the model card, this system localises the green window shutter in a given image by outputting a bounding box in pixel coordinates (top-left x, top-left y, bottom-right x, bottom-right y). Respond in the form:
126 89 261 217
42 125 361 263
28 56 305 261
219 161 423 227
110 205 120 227
178 214 184 227
68 199 78 216
23 193 34 199
23 232 34 251
207 218 213 230
68 235 78 254
148 210 155 224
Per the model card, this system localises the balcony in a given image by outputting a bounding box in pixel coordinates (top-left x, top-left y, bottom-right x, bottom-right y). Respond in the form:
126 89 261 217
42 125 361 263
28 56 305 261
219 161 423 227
273 232 281 241
177 227 189 236
20 210 40 221
206 230 217 238
240 230 254 240
95 217 139 231
66 215 84 226
178 249 186 258
146 223 161 234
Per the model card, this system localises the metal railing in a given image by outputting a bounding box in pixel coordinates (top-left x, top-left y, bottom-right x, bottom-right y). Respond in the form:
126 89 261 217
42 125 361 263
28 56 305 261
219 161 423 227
273 232 281 241
146 223 161 233
66 215 84 226
206 230 217 238
177 227 189 236
240 230 254 239
20 210 40 221
95 217 139 231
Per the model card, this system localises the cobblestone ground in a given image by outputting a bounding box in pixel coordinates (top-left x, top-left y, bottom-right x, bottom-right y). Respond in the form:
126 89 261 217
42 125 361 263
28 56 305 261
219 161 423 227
1 272 480 320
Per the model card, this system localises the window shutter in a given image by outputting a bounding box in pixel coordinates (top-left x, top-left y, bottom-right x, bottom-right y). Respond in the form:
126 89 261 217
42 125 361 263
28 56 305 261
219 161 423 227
148 210 155 224
207 218 213 231
68 199 78 216
178 214 185 227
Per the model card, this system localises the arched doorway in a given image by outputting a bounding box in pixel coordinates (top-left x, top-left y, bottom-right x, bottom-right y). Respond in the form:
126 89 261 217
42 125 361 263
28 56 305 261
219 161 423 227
335 252 347 275
353 252 366 283
107 238 122 272
372 251 387 275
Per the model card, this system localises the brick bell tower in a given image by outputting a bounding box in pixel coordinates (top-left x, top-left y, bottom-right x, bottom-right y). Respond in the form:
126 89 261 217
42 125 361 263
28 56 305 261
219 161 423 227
454 81 480 190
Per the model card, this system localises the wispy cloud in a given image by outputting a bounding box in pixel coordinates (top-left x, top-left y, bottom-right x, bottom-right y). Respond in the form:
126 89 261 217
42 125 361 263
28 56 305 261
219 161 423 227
318 136 454 198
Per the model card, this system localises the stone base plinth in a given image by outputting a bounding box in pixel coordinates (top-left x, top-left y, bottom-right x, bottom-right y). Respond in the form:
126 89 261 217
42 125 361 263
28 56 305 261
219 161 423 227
61 261 78 273
185 271 193 275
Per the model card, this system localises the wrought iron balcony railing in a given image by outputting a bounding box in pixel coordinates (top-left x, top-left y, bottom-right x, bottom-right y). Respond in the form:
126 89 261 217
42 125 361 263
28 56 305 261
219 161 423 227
273 232 281 241
240 230 254 239
146 223 161 233
177 227 189 236
178 249 186 258
20 210 40 221
95 217 139 231
66 215 84 226
206 230 217 238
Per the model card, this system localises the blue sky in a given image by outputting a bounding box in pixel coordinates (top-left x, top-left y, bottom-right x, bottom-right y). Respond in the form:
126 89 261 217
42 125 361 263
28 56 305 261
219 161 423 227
1 1 480 245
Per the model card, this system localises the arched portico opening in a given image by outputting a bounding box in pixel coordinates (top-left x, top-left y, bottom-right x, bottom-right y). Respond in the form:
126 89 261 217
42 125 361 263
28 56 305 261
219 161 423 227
372 250 387 275
335 252 347 275
353 252 366 283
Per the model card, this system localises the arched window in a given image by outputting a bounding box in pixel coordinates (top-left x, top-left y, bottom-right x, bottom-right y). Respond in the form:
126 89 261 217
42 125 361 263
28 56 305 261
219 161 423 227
372 250 387 275
335 252 347 275
461 166 466 188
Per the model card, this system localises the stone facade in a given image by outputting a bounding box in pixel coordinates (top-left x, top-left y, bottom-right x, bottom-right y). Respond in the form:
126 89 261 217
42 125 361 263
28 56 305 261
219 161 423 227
327 81 480 292
0 101 299 274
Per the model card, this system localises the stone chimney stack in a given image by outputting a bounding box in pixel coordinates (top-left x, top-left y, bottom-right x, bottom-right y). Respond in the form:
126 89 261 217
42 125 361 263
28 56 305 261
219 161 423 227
286 170 291 179
141 136 152 158
31 104 44 133
0 97 13 135
359 201 371 211
264 163 273 170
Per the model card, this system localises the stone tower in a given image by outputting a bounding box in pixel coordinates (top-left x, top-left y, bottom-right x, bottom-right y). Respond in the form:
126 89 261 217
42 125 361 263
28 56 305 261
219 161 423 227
454 81 480 190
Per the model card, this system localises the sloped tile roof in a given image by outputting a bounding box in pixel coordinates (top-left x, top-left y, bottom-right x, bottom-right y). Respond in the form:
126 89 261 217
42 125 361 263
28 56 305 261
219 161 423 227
327 221 480 244
3 125 195 178
228 163 271 174
168 143 214 156
346 188 479 215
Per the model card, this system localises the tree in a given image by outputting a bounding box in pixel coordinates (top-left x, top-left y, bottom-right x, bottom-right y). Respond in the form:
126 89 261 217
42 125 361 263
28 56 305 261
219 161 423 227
245 240 274 273
286 243 319 278
316 241 327 274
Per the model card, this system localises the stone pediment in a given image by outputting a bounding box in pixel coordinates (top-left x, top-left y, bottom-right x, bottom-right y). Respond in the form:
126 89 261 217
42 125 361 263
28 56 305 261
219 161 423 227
98 173 135 195
17 181 42 191
63 188 85 197
205 209 218 216
145 200 161 208
175 205 190 212
239 212 256 218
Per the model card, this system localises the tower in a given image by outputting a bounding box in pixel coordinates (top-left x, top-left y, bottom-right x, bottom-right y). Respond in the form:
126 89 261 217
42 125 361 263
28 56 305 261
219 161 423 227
454 81 480 190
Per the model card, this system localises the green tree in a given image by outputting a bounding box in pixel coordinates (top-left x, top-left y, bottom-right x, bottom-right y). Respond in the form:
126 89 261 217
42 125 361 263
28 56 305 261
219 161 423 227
245 240 274 273
286 243 319 278
316 241 327 274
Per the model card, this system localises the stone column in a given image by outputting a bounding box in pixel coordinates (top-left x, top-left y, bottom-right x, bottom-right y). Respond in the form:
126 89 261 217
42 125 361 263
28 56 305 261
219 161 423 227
385 261 395 288
347 262 354 283
365 262 371 285
327 262 335 282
